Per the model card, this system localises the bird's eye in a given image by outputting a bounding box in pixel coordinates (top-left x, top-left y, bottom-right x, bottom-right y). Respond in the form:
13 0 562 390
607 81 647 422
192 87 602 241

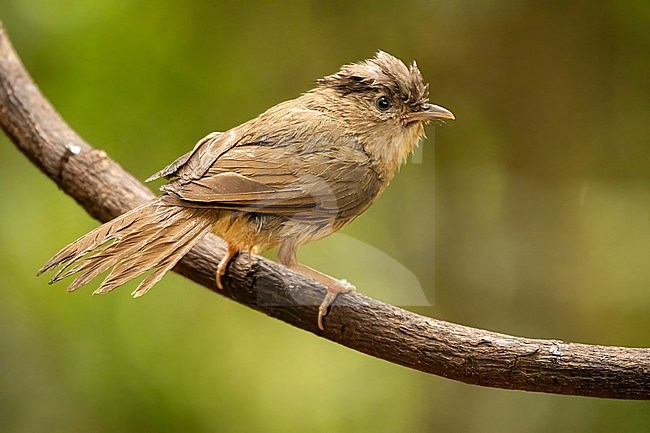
375 96 391 111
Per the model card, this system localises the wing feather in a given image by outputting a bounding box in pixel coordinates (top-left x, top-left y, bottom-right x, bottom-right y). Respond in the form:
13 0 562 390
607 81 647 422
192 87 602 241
153 106 383 222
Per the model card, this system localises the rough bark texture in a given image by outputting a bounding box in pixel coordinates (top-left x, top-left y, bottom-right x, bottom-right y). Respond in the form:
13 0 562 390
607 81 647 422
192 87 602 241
1 22 648 400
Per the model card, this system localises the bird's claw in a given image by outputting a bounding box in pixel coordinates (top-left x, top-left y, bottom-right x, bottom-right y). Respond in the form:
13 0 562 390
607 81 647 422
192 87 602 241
318 279 356 330
216 265 226 290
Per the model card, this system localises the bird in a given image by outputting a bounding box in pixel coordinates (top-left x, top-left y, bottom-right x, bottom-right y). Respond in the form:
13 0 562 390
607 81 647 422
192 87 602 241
38 51 454 330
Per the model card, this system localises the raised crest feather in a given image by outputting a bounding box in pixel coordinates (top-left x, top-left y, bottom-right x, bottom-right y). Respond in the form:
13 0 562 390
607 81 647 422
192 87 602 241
317 51 429 107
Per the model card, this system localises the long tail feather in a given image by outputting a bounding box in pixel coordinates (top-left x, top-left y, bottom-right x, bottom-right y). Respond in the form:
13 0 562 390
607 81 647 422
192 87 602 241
132 220 212 297
64 223 171 291
39 198 214 295
37 201 153 276
93 218 210 294
58 219 175 288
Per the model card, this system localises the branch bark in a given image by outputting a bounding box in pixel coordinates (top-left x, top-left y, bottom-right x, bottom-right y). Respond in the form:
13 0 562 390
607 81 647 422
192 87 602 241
1 22 648 400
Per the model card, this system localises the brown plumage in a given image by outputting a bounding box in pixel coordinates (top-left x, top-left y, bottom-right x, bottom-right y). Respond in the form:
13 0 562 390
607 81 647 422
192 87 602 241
38 51 454 329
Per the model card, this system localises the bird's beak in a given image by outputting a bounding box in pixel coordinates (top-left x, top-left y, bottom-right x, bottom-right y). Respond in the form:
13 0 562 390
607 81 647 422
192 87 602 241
408 103 455 122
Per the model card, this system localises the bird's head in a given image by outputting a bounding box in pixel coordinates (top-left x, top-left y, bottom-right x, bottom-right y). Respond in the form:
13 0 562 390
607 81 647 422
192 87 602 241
316 51 454 179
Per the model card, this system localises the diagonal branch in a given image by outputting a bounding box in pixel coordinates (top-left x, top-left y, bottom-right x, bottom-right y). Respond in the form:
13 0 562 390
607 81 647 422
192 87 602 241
1 22 648 400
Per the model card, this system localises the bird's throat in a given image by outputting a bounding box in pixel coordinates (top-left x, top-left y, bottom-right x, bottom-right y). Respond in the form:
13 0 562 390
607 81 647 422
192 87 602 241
366 122 425 184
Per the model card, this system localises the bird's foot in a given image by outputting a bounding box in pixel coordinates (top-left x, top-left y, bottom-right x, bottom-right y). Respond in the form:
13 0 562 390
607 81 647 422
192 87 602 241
318 279 356 331
216 244 239 290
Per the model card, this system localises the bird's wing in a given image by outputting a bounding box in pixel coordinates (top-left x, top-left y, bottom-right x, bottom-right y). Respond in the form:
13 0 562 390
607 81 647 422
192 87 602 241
147 100 340 183
146 131 241 182
159 106 383 221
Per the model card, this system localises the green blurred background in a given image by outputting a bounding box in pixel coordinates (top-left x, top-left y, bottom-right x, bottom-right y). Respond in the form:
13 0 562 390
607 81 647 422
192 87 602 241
1 1 648 432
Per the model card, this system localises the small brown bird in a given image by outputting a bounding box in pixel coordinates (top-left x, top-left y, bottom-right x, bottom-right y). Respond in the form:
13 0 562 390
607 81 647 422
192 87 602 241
38 51 454 329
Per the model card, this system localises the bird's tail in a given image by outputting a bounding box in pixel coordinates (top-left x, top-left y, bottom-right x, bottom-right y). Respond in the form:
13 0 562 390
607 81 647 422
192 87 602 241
38 198 214 297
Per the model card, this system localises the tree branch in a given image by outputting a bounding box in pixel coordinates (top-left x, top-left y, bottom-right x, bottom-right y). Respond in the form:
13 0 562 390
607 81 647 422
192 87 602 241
1 22 648 400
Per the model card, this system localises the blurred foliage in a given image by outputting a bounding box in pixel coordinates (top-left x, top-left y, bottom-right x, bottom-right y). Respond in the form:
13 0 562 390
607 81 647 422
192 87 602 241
1 1 649 432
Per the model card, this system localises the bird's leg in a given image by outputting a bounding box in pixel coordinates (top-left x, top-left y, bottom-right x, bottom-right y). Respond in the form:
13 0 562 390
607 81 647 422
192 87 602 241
288 263 356 330
278 242 355 330
216 244 239 289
